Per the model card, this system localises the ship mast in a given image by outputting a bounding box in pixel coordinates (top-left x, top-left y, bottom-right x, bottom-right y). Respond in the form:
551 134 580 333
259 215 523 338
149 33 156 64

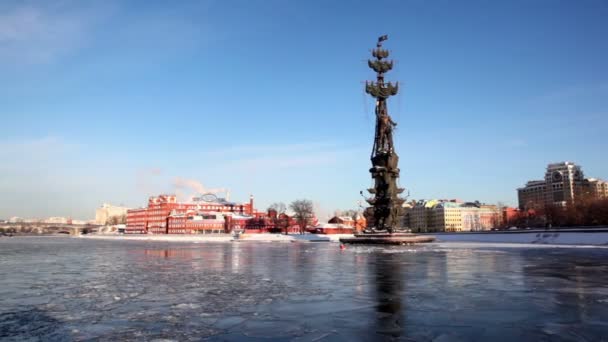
366 35 399 157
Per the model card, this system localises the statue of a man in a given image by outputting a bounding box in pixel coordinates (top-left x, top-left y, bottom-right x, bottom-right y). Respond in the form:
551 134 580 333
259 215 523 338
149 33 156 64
376 100 397 152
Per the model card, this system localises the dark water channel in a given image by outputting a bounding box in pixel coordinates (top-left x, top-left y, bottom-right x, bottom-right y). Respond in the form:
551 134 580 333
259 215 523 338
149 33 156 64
1 237 607 341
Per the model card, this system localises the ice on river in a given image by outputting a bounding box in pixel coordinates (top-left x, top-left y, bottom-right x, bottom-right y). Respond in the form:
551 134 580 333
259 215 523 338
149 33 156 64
1 237 608 341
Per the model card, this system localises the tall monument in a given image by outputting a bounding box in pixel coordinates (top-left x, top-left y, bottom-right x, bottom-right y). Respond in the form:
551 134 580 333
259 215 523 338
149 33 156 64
364 35 404 233
341 36 434 244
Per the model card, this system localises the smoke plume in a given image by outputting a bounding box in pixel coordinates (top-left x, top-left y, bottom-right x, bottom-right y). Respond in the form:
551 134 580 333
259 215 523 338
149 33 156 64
173 177 226 202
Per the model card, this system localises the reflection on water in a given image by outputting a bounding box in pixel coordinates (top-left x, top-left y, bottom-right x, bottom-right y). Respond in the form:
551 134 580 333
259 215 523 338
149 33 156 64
1 237 608 341
372 253 404 338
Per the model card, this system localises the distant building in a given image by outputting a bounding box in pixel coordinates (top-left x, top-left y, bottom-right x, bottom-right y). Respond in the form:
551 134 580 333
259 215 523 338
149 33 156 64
518 162 607 210
432 201 463 232
584 178 608 199
517 180 547 210
126 194 258 234
70 219 88 225
95 203 131 225
461 204 499 231
410 200 500 233
502 207 519 225
167 212 227 234
401 202 413 228
44 217 68 224
313 216 355 234
410 200 437 232
8 217 24 223
329 216 354 226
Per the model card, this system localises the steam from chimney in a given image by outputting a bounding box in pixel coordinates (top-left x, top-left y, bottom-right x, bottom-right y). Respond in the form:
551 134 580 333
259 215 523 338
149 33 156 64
173 177 227 202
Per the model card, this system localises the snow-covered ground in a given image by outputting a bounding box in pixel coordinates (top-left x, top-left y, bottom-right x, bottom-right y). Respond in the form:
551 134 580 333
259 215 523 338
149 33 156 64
237 233 355 242
78 233 355 243
79 234 234 243
432 241 608 249
432 231 608 246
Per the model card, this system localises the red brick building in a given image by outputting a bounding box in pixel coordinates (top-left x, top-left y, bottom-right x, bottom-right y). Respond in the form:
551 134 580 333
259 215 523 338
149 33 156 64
312 216 358 234
502 207 519 225
126 194 256 234
125 194 320 234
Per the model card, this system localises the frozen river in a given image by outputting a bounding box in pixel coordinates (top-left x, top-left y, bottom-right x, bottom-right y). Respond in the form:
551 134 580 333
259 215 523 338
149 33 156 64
1 237 607 341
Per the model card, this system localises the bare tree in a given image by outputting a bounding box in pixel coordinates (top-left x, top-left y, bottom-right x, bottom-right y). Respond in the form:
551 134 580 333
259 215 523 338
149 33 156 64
268 202 287 215
268 202 289 234
341 209 358 219
290 199 314 234
279 214 291 235
105 215 127 226
339 209 363 231
106 216 116 225
494 201 507 228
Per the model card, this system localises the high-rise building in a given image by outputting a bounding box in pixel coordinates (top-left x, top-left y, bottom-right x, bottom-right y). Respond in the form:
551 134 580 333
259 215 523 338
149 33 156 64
518 162 606 210
544 162 585 205
517 180 546 210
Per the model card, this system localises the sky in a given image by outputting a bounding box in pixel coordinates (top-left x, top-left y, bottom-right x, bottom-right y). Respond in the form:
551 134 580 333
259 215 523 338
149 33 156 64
1 0 607 220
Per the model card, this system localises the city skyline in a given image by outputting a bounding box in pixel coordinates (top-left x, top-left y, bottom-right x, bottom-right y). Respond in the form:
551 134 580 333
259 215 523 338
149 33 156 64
1 1 607 219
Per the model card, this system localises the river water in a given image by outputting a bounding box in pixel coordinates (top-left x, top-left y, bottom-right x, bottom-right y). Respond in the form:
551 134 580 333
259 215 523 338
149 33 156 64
1 237 607 341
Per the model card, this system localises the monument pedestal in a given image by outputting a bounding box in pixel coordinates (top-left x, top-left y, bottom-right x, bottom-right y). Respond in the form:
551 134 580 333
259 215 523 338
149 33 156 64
340 232 435 245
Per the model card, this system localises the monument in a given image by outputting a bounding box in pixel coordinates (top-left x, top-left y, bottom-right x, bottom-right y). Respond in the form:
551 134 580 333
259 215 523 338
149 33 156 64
341 35 434 245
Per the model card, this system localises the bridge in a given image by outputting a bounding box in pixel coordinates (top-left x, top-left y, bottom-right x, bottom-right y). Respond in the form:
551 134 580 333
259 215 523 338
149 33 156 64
0 223 104 236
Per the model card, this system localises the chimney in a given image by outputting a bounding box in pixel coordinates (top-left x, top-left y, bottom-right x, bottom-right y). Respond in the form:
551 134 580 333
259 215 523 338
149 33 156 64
249 195 254 215
226 189 231 201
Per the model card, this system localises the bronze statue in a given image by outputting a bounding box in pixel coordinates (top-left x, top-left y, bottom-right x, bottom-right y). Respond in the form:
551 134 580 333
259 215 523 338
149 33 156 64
375 100 397 153
363 35 405 233
340 37 435 244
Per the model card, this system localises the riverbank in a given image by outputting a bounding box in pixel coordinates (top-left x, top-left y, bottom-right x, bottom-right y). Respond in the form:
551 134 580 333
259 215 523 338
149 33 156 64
77 233 354 243
76 230 608 246
428 230 608 245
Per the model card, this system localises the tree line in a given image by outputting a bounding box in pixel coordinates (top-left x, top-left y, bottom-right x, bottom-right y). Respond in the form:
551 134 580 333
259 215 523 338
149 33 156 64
267 199 314 234
505 198 608 228
106 214 126 225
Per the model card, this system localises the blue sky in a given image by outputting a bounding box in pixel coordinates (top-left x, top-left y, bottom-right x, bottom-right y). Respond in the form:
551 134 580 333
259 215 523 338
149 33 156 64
1 0 607 220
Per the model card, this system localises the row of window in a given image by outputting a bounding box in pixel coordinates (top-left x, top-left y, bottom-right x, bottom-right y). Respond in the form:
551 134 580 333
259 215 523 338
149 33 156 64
168 229 192 234
521 187 546 193
180 224 224 228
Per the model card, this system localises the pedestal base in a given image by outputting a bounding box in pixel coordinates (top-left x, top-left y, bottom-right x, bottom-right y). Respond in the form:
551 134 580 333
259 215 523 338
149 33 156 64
340 233 435 245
